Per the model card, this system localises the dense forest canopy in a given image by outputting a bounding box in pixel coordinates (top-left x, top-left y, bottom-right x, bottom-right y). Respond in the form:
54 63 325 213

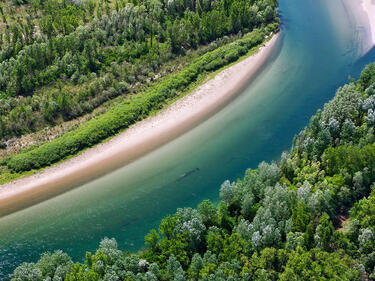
9 62 375 280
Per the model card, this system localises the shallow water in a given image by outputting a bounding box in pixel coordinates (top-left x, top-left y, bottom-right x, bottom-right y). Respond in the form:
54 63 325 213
1 0 375 277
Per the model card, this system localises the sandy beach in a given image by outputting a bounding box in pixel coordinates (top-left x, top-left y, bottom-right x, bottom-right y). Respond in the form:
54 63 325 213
362 0 375 46
339 0 375 55
0 34 280 217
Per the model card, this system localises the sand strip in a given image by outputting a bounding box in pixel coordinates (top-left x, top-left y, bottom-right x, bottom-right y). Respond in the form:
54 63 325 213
0 34 280 217
339 0 375 55
362 0 375 46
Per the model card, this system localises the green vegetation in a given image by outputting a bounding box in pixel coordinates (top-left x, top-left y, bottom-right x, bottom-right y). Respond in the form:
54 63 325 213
10 62 375 280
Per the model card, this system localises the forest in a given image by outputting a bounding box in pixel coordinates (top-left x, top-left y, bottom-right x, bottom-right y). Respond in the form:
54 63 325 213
8 61 375 279
0 0 278 182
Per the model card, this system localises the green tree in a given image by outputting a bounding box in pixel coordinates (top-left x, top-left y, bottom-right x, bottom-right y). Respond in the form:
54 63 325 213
314 213 334 251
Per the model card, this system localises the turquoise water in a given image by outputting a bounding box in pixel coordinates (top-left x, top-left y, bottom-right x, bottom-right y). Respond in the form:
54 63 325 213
1 0 375 278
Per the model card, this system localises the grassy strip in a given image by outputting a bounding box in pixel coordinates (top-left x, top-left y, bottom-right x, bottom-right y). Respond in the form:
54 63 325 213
6 23 279 174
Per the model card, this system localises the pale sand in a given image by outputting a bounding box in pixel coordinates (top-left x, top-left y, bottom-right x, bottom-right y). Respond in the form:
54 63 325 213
0 34 280 217
362 0 375 46
340 0 375 54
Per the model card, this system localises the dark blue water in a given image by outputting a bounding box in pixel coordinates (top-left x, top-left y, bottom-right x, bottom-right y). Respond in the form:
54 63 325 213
0 0 374 278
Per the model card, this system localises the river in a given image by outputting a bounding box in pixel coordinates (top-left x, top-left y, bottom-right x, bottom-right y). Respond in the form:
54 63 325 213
0 0 374 278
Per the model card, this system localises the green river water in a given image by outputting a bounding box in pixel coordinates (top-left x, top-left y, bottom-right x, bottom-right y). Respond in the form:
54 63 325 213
0 0 375 277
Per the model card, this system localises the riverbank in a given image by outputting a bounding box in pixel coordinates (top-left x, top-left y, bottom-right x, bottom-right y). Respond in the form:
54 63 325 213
0 34 280 217
362 0 375 46
339 0 375 55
